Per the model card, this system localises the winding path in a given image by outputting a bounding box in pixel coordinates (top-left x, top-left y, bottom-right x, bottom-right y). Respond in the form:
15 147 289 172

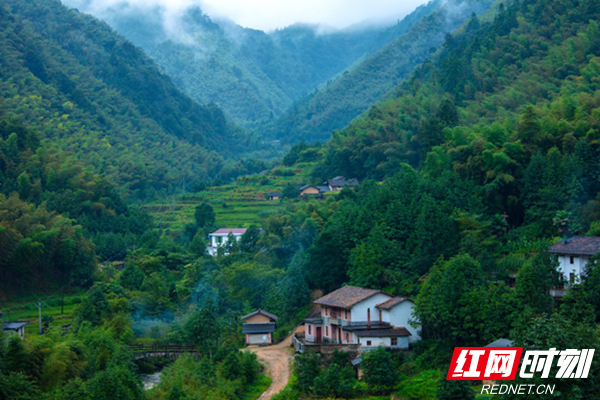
247 326 303 399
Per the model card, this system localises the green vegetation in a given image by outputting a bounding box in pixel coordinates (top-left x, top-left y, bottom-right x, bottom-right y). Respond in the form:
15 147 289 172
143 164 314 232
0 0 271 202
263 0 496 143
66 2 441 128
3 0 600 397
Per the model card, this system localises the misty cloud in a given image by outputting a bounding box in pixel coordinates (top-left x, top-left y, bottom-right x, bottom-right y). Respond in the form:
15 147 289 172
61 0 429 32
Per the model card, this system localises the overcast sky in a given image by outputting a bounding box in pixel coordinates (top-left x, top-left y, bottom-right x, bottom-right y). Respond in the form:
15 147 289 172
64 0 429 31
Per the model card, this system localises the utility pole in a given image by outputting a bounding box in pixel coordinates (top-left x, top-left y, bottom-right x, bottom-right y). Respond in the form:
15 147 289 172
38 300 42 335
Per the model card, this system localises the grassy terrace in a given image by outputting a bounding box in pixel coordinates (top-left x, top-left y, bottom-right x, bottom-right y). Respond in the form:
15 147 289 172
2 294 83 337
143 165 315 232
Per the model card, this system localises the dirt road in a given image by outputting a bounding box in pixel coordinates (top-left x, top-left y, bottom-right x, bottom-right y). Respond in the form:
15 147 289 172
247 327 302 399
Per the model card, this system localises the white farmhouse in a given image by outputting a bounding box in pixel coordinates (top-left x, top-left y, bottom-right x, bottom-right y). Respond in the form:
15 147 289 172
304 285 420 350
207 228 247 256
548 236 600 283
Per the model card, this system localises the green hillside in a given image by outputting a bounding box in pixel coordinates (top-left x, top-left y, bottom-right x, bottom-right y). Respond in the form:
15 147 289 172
0 0 263 201
142 164 316 232
263 0 496 143
62 1 440 127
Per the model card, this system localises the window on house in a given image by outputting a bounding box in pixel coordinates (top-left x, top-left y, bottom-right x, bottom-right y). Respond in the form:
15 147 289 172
345 333 349 342
308 325 311 335
345 311 349 320
391 337 398 346
570 256 575 264
216 236 222 244
326 327 329 336
366 340 372 346
570 272 575 282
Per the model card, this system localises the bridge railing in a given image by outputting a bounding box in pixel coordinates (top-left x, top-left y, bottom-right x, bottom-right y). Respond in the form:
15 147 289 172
129 344 198 353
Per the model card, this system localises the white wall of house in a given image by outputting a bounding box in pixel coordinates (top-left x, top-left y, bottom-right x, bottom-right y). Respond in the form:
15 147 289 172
386 301 421 343
207 233 243 256
350 293 392 322
557 255 589 282
247 333 271 345
359 336 409 349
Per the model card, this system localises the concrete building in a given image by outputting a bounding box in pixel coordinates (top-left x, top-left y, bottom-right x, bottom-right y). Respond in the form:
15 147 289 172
207 228 247 256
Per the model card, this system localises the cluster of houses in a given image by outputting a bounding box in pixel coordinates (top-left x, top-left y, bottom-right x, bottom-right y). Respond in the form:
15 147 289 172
237 236 600 352
241 285 420 351
299 176 359 198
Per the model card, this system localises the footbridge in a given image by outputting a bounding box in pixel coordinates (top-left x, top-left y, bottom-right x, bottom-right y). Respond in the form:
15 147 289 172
129 344 201 360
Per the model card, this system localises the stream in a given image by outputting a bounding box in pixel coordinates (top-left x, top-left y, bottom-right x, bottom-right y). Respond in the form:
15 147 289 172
142 372 162 390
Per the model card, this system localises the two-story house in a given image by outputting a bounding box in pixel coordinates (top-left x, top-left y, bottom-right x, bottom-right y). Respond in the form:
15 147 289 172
241 309 278 346
549 236 600 282
303 285 420 350
207 228 247 256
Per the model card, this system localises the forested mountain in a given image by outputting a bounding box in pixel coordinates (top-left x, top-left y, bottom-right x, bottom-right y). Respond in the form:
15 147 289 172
62 0 441 126
0 0 265 201
294 0 600 301
264 0 497 143
3 0 600 397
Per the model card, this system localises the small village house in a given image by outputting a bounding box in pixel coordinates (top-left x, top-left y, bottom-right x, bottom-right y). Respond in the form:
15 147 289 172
303 285 420 350
549 236 600 284
207 228 247 256
241 309 278 346
298 184 330 198
327 176 359 191
2 321 29 339
267 192 280 201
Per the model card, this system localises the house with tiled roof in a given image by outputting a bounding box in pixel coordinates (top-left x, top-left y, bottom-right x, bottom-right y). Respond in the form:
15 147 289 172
207 228 247 256
241 309 278 346
327 176 359 191
304 285 420 350
549 236 600 283
298 184 330 198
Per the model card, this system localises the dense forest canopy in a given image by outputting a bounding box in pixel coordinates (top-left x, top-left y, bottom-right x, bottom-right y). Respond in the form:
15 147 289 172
260 0 497 144
0 0 274 201
62 0 443 127
2 0 600 398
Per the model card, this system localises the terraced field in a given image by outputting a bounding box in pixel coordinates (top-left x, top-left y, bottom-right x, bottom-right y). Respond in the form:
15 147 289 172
143 165 314 232
2 294 83 336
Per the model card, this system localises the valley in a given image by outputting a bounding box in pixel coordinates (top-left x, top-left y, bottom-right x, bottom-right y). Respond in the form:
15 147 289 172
2 0 600 398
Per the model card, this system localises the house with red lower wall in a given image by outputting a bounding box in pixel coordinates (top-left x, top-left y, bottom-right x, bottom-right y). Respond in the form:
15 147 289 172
303 285 420 350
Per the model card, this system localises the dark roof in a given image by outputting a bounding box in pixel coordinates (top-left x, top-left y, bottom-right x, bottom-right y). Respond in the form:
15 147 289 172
268 192 280 196
328 176 359 188
241 323 276 334
376 297 412 310
342 322 391 331
314 285 388 309
549 236 600 256
299 185 330 193
354 327 411 337
485 338 513 347
241 309 278 321
351 357 363 366
2 321 28 331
